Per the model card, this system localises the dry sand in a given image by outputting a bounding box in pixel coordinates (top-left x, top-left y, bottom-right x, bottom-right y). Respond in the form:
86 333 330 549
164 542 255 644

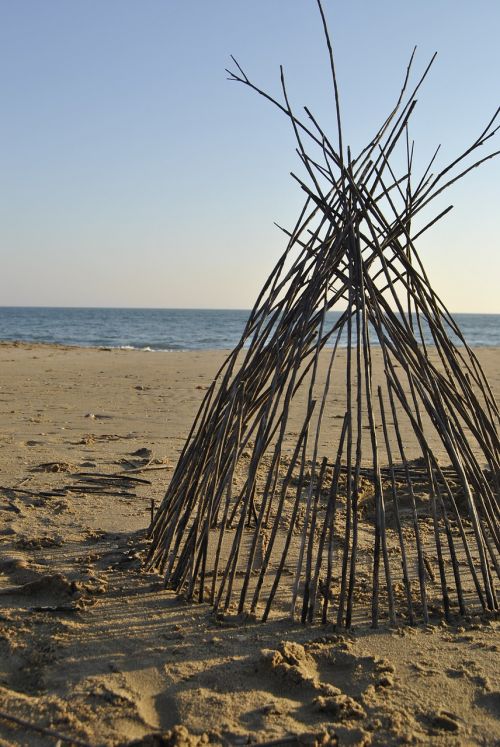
0 341 498 746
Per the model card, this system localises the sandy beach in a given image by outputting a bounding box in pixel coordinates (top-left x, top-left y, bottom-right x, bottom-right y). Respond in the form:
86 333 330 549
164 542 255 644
0 342 498 746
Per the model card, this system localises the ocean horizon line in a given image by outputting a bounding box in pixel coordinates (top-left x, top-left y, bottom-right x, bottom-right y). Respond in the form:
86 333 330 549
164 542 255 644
0 305 499 316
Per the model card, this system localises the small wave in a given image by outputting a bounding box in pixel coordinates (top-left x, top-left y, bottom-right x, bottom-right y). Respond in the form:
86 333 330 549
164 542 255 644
115 344 181 353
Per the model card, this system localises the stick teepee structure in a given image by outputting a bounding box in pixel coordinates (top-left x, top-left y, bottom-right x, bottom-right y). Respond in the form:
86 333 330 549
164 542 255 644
147 2 499 627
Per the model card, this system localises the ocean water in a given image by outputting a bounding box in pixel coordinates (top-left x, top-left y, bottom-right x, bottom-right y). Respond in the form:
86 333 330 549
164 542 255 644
0 307 498 351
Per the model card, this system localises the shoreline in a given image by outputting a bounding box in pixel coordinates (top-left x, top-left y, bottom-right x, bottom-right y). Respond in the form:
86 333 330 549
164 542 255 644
2 338 500 352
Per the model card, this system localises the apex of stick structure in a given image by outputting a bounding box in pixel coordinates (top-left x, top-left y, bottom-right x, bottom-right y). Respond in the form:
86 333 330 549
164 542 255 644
147 3 499 628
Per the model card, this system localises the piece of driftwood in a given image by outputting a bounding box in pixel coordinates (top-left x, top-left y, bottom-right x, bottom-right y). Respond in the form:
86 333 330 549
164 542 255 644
147 0 499 627
75 472 152 485
117 464 170 474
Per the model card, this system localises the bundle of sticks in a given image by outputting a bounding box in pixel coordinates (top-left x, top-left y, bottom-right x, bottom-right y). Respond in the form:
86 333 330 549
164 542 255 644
147 1 499 627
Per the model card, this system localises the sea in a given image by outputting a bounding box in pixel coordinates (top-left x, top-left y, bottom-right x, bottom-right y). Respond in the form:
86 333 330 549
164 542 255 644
0 307 498 352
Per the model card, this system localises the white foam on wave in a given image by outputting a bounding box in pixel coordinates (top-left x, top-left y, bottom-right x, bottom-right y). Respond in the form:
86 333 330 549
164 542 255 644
116 344 180 353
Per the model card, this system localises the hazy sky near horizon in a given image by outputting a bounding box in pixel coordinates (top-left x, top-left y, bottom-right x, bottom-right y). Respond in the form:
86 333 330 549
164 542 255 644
0 1 499 312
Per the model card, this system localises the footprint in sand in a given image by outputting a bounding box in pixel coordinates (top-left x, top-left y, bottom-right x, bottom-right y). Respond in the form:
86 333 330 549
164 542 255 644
0 556 46 585
258 639 395 725
0 572 82 611
476 690 500 718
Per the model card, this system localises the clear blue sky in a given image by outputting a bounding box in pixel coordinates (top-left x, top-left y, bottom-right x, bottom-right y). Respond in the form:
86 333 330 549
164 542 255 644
0 1 498 311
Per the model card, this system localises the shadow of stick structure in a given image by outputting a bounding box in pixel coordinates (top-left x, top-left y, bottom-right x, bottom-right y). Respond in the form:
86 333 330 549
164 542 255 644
147 1 499 627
